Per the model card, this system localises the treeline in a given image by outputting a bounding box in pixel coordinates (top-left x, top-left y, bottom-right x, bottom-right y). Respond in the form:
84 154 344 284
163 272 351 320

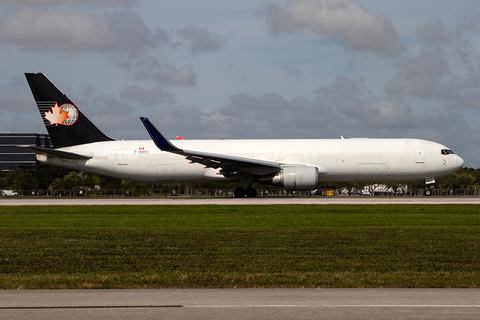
1 163 479 196
0 163 268 196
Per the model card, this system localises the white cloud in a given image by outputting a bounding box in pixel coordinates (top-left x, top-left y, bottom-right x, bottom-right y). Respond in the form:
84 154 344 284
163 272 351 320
0 76 32 114
386 16 480 110
0 76 52 133
416 17 453 46
120 85 175 106
132 56 198 86
455 13 480 34
258 0 405 57
0 7 158 55
177 25 225 54
282 65 304 79
0 0 137 7
384 49 450 98
148 93 338 139
317 76 415 129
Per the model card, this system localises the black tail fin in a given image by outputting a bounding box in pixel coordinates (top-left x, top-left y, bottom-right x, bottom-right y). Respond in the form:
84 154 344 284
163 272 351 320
25 73 114 148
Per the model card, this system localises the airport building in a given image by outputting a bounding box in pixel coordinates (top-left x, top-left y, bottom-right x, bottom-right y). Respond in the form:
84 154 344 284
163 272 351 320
0 133 51 172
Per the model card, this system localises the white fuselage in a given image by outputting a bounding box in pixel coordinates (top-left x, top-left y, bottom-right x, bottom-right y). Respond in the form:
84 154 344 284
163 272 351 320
38 138 464 184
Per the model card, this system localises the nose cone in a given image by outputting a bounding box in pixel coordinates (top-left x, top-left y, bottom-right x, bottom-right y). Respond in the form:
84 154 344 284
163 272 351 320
456 155 465 170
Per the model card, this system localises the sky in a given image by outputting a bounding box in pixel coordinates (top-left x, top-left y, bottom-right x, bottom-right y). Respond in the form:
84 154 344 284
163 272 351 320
1 0 480 167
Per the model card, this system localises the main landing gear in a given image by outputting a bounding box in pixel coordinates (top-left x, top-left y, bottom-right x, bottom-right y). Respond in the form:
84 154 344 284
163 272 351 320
234 187 257 198
424 188 433 196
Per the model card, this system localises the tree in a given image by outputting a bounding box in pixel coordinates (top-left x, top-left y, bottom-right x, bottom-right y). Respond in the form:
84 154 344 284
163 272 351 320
0 171 6 189
33 163 70 190
50 178 63 192
456 172 475 188
62 171 81 190
5 168 36 195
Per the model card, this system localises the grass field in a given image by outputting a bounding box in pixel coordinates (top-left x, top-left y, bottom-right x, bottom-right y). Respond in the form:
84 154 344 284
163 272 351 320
1 205 479 289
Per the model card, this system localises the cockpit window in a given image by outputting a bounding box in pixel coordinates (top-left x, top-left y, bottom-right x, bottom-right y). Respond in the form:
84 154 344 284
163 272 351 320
441 149 455 155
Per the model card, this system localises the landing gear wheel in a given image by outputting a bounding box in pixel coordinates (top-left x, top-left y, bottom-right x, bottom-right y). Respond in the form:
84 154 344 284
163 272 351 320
424 189 432 196
234 188 246 198
246 188 257 198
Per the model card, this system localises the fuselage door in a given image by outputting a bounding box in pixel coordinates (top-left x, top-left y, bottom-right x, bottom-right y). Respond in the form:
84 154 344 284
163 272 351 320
415 147 424 163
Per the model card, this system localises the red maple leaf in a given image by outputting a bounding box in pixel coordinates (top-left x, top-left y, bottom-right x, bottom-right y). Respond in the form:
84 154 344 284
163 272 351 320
44 103 69 126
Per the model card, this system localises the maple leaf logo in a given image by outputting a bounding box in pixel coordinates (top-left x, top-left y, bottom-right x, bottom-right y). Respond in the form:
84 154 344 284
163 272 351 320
44 103 69 126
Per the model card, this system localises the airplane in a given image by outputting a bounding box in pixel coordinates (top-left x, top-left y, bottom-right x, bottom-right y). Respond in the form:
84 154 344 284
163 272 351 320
20 73 464 197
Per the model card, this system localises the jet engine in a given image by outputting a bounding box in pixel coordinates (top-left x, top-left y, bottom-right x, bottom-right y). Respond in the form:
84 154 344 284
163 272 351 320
260 165 319 190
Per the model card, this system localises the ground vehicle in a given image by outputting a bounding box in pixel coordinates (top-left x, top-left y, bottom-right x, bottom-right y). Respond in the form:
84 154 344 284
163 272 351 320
2 190 18 196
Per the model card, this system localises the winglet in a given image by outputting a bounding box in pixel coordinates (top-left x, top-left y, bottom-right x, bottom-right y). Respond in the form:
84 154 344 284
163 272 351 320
140 117 181 152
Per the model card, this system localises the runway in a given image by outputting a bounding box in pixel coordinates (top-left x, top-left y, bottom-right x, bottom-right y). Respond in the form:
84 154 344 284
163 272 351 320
1 289 479 319
2 196 480 205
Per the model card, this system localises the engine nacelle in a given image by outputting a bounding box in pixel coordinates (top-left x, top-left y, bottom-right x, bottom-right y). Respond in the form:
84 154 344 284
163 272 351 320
261 165 319 190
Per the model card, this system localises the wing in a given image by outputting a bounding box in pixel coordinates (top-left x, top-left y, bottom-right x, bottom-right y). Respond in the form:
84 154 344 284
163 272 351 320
18 145 92 160
140 117 281 177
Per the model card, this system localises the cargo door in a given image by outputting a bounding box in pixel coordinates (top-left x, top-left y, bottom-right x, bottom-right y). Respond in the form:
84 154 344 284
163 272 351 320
415 147 424 163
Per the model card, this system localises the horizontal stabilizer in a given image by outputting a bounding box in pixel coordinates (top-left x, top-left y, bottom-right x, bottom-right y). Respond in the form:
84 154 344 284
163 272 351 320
18 145 92 160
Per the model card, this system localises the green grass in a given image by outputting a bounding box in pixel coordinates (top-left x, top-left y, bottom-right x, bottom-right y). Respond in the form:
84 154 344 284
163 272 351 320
1 205 479 289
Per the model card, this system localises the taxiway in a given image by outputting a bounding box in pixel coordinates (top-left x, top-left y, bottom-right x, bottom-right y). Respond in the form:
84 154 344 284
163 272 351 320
1 289 479 319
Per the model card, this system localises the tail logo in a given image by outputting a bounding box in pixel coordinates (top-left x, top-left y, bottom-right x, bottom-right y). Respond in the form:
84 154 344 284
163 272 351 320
44 102 79 126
